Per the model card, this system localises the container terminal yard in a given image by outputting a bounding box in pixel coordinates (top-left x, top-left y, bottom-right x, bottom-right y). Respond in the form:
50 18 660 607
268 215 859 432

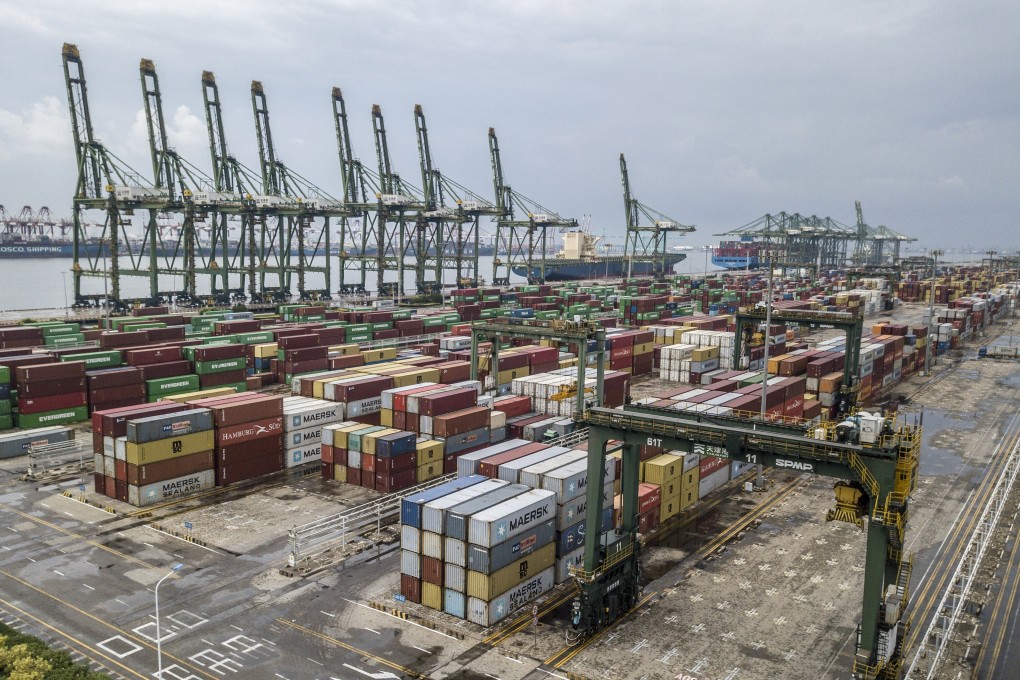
1 42 1020 680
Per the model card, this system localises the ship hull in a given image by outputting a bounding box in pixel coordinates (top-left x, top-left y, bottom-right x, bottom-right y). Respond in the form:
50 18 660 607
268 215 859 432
512 254 685 281
0 243 327 259
711 255 760 270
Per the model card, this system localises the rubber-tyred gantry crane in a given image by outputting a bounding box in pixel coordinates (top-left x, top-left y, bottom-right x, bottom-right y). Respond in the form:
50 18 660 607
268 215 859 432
574 404 920 679
620 153 694 279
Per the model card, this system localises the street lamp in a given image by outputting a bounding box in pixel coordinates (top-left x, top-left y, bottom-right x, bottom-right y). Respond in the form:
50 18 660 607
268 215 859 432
924 249 943 377
155 563 184 675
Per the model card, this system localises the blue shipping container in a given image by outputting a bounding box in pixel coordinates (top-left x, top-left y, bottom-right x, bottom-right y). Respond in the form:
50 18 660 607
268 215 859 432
555 507 613 556
400 475 487 528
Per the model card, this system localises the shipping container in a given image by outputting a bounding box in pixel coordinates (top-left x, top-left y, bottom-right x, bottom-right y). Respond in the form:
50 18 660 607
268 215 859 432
445 484 531 541
126 408 213 443
465 519 556 574
421 479 509 535
466 542 556 601
518 450 588 489
0 426 73 460
467 489 557 548
541 457 616 504
444 588 466 618
127 468 215 507
125 449 214 486
400 475 488 528
495 445 572 483
124 430 216 467
466 566 555 626
444 562 466 593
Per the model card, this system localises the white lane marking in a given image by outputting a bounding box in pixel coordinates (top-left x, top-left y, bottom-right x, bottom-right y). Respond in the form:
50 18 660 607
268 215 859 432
534 670 569 680
142 542 154 548
145 524 220 554
412 645 431 654
364 628 380 635
115 598 129 606
339 665 400 679
307 658 324 666
504 655 523 664
321 611 335 617
340 597 457 640
274 675 290 680
53 570 65 577
64 512 74 517
83 584 95 591
26 557 36 563
41 503 50 508
230 624 244 632
485 674 502 680
261 638 276 646
7 527 17 532
201 639 215 646
2 546 9 551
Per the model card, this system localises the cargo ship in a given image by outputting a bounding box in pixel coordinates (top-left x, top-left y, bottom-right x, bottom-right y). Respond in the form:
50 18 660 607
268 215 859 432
511 231 686 281
712 236 763 270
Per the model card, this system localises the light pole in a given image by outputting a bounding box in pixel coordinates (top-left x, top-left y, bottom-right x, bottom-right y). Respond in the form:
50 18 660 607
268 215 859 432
703 244 711 278
155 563 184 675
755 246 774 490
924 249 943 376
61 271 69 320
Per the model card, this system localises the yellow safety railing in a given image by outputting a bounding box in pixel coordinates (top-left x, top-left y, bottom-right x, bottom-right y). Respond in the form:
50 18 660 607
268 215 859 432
568 541 635 583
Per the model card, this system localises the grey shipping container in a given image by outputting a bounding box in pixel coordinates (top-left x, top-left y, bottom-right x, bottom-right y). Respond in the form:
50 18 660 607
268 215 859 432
127 469 215 507
401 525 421 554
400 550 421 578
421 479 508 535
466 566 555 626
542 457 616 504
445 484 531 542
445 536 467 567
0 426 73 460
467 489 557 548
518 450 587 489
467 519 556 574
496 445 571 483
556 481 613 529
126 408 213 444
698 465 731 499
455 439 531 477
400 475 487 528
444 588 466 618
439 426 490 456
522 416 561 441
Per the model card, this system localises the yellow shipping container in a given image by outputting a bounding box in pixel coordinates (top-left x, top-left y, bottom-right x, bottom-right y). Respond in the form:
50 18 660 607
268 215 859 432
253 342 278 359
466 542 555 601
363 348 397 363
329 343 361 356
691 346 719 362
333 464 347 481
416 439 444 464
379 409 393 427
125 430 215 467
361 428 400 455
422 582 443 610
680 465 700 497
633 342 654 355
658 478 680 499
497 366 529 384
392 368 441 387
314 375 352 399
641 453 684 485
767 353 793 375
559 358 578 369
170 387 236 403
333 422 371 450
659 494 681 522
416 461 442 483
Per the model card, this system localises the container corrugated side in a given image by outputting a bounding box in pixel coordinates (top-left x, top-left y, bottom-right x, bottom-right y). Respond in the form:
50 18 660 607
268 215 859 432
421 531 444 560
466 566 555 626
400 550 421 578
455 439 531 478
127 469 215 507
555 546 585 583
698 465 731 499
445 537 467 567
556 481 614 530
541 457 616 504
444 589 466 618
400 475 487 529
495 445 571 483
467 489 557 548
555 507 614 555
126 408 213 443
444 563 466 593
445 484 531 542
518 450 587 489
466 519 555 575
400 525 421 554
422 582 442 610
421 479 508 535
466 542 555 601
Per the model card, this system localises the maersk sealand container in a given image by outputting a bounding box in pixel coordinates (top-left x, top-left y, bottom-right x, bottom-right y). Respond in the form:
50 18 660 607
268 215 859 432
467 489 557 548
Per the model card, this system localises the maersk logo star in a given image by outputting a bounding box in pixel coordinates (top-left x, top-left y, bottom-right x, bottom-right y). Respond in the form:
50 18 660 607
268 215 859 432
497 522 506 538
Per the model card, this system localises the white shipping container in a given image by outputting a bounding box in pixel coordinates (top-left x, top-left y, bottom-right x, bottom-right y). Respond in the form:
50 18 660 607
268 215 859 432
282 399 342 431
556 481 614 529
128 469 215 507
445 563 466 593
344 396 384 419
115 436 126 461
555 546 585 583
285 444 321 468
421 479 508 534
467 489 557 548
347 449 362 469
466 566 555 626
401 525 421 554
496 446 572 483
456 439 531 477
698 465 731 499
445 536 467 567
421 530 444 559
518 450 587 489
400 549 420 578
541 457 616 504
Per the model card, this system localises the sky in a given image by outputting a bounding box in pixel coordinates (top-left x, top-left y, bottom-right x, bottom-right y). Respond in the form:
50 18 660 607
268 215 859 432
1 0 1018 255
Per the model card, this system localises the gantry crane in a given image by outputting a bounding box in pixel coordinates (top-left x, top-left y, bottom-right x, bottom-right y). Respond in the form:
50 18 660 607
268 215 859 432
574 404 920 679
63 43 168 308
331 87 375 296
488 128 577 285
250 81 342 301
619 153 695 279
414 105 501 293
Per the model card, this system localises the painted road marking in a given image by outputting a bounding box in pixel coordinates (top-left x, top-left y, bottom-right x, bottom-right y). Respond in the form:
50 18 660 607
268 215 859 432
229 624 243 632
96 635 143 659
364 627 380 634
222 635 266 656
159 663 202 679
133 621 174 643
26 557 35 563
413 646 431 654
321 611 335 617
307 658 324 666
53 570 65 576
189 649 243 674
168 611 208 628
503 655 522 664
83 584 95 590
339 665 400 679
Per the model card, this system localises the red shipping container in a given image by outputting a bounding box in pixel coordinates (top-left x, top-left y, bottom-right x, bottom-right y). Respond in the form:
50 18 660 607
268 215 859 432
418 387 478 418
329 354 366 370
638 483 661 515
375 451 416 475
400 574 422 604
360 470 376 490
330 375 394 403
422 556 443 586
216 435 284 465
87 367 144 390
114 459 127 481
345 466 362 485
197 395 284 426
193 344 245 362
16 361 85 383
477 442 546 478
126 346 183 366
492 395 532 418
105 475 117 498
285 346 329 362
19 376 87 398
321 443 334 465
18 391 87 414
279 334 320 350
699 454 729 477
215 453 284 485
638 508 660 534
362 453 376 474
320 461 334 480
95 402 189 438
432 406 490 438
375 468 416 493
198 370 247 389
217 417 284 446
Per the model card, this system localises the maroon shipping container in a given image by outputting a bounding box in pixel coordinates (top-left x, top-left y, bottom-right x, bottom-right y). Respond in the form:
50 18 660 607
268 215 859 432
431 407 489 438
345 466 362 486
194 394 284 426
282 359 329 375
89 384 147 405
217 417 284 446
125 450 214 486
329 354 366 370
328 375 394 403
93 471 105 493
315 327 346 345
360 469 376 490
139 360 193 381
374 451 416 475
216 435 284 465
104 475 117 498
278 334 320 350
95 402 190 438
417 387 478 418
284 347 329 363
320 461 334 480
361 453 376 474
477 442 546 478
115 479 129 502
16 360 85 383
114 459 127 481
87 367 144 390
422 555 443 586
18 376 87 398
100 331 149 349
508 414 549 439
18 391 88 414
638 508 660 534
400 574 422 604
0 326 43 341
193 344 245 362
145 327 187 342
215 452 285 486
375 468 416 493
126 347 183 366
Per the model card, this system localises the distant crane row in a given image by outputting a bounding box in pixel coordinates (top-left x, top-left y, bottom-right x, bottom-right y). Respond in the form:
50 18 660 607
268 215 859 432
61 44 693 308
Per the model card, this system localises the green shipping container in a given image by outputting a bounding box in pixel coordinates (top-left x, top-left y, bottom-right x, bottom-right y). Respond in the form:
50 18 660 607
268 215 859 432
391 310 413 320
62 350 123 369
17 406 88 429
194 357 246 375
0 366 9 384
346 324 371 334
0 400 10 415
0 414 12 431
346 333 371 343
370 321 393 331
46 334 86 347
146 375 200 396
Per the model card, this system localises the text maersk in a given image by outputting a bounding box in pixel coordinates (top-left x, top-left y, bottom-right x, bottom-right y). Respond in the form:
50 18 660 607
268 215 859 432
160 475 203 497
508 503 551 532
507 573 548 610
291 407 338 427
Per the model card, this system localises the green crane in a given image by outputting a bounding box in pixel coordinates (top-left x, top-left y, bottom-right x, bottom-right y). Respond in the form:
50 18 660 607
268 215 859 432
620 153 695 279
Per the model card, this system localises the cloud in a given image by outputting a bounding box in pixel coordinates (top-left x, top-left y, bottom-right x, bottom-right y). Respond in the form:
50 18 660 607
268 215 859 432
0 96 70 161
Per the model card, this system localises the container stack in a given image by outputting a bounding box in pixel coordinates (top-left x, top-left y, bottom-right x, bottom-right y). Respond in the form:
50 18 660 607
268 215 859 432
509 368 630 417
15 361 88 428
85 366 146 413
1 426 72 461
0 366 11 431
282 396 345 469
122 409 216 507
321 421 421 492
190 344 248 392
186 393 286 486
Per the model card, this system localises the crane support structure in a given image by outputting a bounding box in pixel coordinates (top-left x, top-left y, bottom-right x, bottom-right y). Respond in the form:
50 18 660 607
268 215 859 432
620 153 694 279
467 319 606 416
734 306 864 415
573 404 920 679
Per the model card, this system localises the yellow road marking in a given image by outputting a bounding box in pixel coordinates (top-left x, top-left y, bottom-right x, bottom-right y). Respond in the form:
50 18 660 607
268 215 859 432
275 617 420 677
